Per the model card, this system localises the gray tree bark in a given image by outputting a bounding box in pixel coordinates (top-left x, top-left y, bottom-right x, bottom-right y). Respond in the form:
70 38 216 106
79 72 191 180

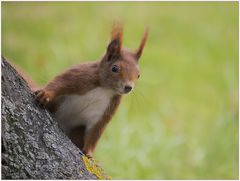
1 57 108 179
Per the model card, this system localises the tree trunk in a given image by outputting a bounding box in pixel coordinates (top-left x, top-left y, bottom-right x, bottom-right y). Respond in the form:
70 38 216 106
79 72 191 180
1 57 108 179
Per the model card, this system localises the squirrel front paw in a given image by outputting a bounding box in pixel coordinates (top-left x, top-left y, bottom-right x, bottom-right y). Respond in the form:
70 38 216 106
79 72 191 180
34 89 54 106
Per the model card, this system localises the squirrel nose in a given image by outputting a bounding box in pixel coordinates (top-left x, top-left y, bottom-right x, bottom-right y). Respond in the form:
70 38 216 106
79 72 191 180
124 85 132 93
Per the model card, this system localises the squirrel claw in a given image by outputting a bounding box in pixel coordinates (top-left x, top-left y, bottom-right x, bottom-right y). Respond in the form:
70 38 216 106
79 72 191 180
83 150 93 159
34 89 41 95
34 89 53 106
86 154 93 159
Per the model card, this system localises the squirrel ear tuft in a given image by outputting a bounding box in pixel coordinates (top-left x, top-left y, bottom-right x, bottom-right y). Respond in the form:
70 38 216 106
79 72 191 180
107 23 123 60
135 28 148 60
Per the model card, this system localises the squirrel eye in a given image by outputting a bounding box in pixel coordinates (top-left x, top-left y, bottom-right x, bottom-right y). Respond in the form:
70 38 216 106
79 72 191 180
138 74 140 79
111 65 119 73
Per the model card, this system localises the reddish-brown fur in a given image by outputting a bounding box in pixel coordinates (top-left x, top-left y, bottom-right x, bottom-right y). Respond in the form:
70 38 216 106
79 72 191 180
34 24 148 157
8 61 39 91
82 95 121 156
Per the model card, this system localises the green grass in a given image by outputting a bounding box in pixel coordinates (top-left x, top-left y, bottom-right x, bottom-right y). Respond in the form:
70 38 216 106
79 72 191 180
2 2 238 179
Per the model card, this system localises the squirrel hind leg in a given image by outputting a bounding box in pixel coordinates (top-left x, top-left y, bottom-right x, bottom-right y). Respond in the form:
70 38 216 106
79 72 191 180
68 125 86 150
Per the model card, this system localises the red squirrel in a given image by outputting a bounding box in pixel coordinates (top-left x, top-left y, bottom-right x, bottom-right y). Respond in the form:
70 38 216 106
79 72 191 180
34 25 148 157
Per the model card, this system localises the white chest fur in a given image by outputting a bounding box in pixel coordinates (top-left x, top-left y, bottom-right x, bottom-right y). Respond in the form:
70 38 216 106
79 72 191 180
54 87 114 133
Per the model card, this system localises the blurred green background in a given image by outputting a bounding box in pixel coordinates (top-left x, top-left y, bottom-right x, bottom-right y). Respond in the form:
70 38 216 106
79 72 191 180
2 2 238 179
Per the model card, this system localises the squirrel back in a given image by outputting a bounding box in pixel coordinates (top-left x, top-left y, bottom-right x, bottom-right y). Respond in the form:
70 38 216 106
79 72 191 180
8 60 39 91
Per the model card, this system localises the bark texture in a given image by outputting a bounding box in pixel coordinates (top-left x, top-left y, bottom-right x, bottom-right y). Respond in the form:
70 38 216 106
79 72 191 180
1 57 107 179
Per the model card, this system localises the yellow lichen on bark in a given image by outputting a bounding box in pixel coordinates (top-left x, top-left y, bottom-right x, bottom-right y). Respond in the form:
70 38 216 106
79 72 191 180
82 156 111 180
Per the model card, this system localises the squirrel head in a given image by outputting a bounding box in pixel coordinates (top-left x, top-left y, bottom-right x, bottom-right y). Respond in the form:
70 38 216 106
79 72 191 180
99 24 148 95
